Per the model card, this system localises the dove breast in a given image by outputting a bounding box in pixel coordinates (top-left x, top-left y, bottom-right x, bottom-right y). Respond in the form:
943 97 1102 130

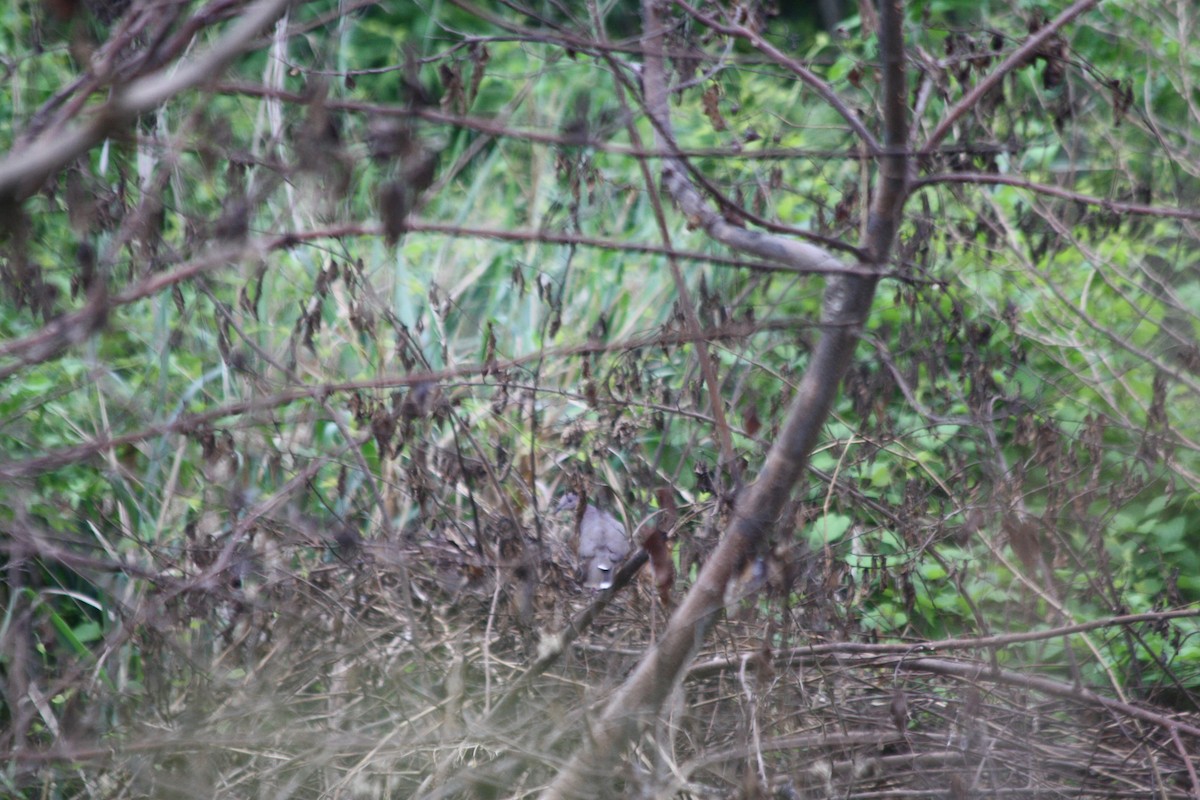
577 504 630 589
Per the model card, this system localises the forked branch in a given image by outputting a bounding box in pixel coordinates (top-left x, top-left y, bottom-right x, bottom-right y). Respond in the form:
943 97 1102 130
537 2 909 797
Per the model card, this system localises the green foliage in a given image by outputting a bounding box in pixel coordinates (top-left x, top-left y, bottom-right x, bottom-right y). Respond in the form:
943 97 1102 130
2 0 1199 794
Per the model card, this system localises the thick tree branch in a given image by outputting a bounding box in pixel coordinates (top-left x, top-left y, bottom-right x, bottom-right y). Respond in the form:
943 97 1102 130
0 0 292 201
627 15 850 276
537 2 908 797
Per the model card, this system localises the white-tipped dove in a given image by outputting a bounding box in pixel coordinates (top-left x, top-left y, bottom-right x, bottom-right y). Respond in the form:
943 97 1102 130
555 493 630 589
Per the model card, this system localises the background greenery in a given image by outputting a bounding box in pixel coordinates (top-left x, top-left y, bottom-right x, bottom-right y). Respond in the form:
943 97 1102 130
2 0 1198 796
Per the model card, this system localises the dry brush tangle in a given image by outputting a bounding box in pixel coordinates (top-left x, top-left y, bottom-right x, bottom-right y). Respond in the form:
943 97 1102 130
1 0 1199 798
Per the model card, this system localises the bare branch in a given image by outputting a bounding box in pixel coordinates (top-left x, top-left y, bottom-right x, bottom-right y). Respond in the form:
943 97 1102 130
537 2 909 797
915 172 1200 221
673 0 881 154
0 0 292 200
904 657 1200 739
921 0 1099 153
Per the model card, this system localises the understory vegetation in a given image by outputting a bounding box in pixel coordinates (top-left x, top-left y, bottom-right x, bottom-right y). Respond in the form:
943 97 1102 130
1 0 1199 797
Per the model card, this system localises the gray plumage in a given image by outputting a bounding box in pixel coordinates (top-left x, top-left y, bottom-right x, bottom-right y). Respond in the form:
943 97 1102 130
555 493 630 589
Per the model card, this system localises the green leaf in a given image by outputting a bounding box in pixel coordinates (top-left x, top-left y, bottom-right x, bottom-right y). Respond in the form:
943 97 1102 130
805 512 852 547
